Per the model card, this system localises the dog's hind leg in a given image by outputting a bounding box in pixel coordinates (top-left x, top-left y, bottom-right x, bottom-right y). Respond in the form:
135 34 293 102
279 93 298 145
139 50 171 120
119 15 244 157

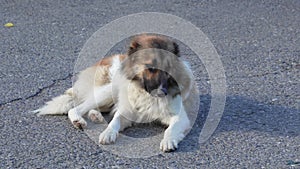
68 83 113 129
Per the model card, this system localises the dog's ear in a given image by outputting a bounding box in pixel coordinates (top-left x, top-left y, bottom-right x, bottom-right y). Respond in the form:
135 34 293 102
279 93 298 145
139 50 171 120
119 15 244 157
128 38 141 56
173 42 180 57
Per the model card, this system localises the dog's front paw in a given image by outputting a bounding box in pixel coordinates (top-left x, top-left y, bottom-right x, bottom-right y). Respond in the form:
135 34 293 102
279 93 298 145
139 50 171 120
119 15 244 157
99 127 118 144
160 133 184 152
68 109 87 129
160 137 179 152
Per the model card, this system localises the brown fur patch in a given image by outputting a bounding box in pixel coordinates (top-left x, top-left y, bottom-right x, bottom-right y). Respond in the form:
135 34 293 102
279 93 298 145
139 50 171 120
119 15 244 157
94 54 127 67
92 54 127 86
128 35 179 57
143 69 158 80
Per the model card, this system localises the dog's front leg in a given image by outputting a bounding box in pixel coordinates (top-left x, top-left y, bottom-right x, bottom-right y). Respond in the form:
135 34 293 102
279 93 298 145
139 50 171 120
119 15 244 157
160 112 190 152
99 111 131 144
160 96 190 152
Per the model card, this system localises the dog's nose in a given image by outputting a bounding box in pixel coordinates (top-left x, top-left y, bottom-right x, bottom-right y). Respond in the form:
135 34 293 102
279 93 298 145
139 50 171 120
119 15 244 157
160 87 168 95
150 88 167 97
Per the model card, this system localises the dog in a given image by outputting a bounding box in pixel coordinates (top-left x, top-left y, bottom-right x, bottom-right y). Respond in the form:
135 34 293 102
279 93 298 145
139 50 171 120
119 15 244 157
34 35 193 152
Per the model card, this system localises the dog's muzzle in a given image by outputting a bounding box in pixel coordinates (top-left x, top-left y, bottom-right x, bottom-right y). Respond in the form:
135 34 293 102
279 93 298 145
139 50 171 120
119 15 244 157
150 83 168 97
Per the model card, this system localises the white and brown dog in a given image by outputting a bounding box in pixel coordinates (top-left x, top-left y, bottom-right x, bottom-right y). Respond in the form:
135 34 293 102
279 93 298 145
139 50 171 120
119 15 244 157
35 35 193 152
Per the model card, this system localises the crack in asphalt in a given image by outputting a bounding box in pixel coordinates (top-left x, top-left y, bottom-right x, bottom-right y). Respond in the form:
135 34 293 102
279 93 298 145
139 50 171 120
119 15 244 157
0 73 73 107
1 62 297 107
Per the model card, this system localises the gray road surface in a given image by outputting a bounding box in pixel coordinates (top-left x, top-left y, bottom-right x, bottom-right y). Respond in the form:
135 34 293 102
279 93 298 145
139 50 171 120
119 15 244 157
0 0 299 168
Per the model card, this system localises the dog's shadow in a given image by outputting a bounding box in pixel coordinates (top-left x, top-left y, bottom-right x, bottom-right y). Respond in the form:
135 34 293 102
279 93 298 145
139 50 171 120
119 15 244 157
177 94 299 153
83 93 299 155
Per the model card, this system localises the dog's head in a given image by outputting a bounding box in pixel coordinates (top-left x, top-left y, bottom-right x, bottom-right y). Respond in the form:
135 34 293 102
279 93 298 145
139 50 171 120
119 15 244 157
122 35 181 97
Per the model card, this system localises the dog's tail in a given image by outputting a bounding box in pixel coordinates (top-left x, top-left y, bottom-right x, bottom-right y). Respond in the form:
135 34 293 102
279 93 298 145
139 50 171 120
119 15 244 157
32 88 75 116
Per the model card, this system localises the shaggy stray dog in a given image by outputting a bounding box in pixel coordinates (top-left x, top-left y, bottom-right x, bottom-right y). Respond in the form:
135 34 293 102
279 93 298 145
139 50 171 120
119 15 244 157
35 35 193 152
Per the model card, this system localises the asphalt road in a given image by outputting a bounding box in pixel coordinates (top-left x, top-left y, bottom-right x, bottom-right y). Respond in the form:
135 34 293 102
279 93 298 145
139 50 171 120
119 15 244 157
1 0 299 168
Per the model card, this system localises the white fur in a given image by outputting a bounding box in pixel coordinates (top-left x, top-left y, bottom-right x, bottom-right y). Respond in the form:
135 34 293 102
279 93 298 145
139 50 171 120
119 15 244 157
66 56 121 128
99 68 191 151
181 61 193 101
35 55 122 126
35 54 192 152
88 109 104 123
68 83 113 128
109 55 122 79
33 89 74 116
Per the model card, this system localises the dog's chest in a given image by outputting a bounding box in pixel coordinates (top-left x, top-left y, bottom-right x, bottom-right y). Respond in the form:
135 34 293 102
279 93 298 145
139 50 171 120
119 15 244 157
126 83 173 121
